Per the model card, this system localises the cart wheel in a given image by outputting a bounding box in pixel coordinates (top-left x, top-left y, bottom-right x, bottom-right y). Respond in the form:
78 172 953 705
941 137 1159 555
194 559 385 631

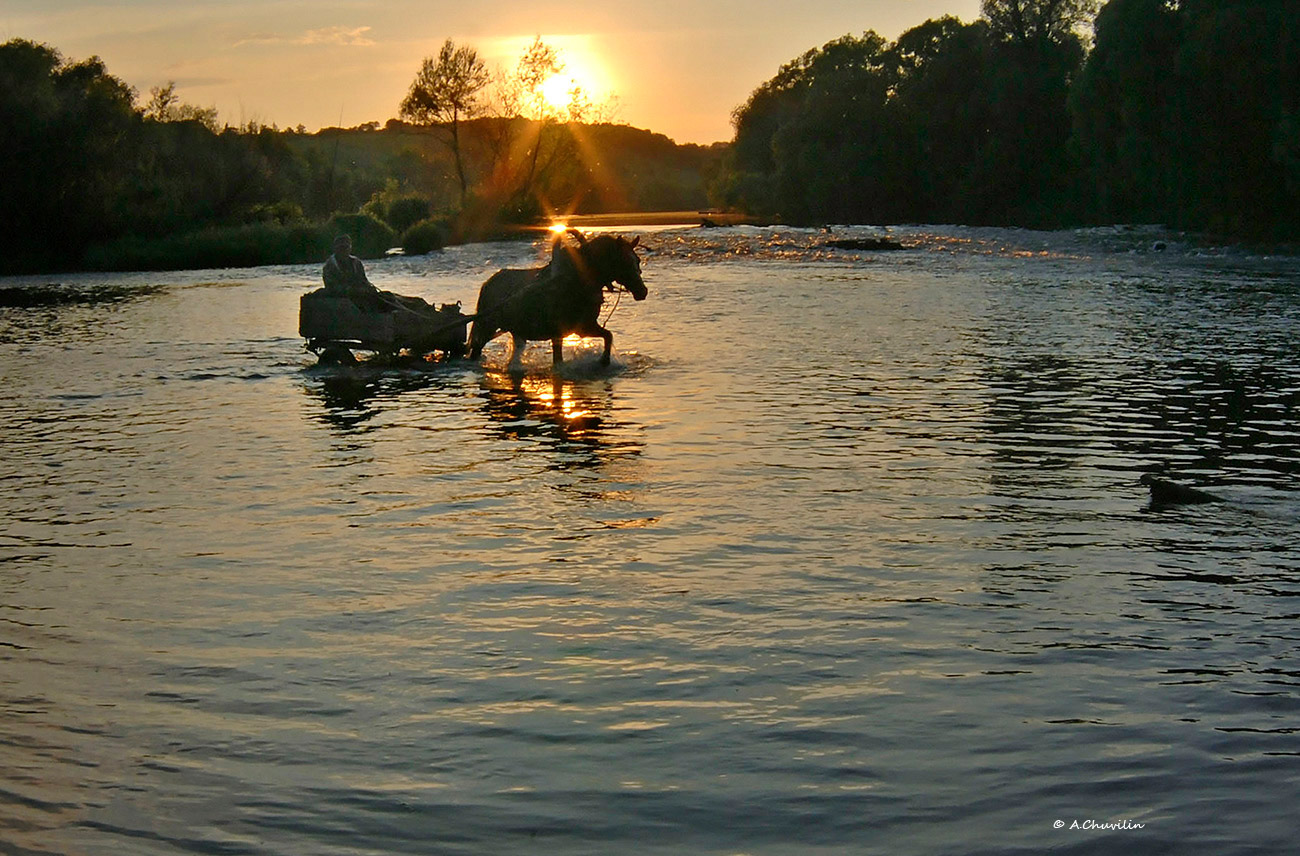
317 345 357 365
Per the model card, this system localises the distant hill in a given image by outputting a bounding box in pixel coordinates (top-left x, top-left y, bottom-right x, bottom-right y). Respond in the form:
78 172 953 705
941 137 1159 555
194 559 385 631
286 119 729 216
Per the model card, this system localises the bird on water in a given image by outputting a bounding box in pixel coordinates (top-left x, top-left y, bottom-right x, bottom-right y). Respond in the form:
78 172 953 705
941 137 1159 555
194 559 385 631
1140 473 1223 506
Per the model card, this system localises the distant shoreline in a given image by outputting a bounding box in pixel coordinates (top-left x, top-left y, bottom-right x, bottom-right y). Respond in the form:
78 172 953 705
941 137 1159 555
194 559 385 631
550 211 759 229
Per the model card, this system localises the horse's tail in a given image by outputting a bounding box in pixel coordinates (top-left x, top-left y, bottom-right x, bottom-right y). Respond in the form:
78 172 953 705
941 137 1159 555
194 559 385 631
468 270 513 357
468 316 495 356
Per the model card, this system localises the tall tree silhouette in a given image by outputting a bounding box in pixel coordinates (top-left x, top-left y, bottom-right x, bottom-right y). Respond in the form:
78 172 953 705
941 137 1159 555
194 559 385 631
400 40 490 206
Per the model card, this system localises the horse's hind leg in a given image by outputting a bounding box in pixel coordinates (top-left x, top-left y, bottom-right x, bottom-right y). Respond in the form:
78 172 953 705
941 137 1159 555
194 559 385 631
552 338 564 366
508 334 527 372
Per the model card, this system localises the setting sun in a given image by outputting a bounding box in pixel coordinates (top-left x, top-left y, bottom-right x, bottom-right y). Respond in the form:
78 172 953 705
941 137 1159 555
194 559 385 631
542 73 581 111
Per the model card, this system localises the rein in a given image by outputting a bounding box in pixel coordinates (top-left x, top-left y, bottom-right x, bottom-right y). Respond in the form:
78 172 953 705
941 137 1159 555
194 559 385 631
601 283 627 326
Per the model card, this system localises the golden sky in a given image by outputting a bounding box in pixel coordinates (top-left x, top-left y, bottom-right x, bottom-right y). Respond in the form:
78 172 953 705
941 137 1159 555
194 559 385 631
3 0 981 144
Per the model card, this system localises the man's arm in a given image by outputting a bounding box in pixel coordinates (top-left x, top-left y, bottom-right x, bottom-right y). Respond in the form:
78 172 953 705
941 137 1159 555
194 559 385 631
348 256 378 292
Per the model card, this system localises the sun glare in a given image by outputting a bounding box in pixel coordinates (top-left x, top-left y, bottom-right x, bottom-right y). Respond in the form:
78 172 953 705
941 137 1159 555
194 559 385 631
484 34 613 115
542 73 581 111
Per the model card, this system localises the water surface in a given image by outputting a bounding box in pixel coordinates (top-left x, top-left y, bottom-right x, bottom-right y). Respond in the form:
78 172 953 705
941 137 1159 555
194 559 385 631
3 226 1299 854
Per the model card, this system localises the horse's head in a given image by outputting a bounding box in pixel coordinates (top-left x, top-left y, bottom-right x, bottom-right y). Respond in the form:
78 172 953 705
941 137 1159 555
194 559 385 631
572 232 648 301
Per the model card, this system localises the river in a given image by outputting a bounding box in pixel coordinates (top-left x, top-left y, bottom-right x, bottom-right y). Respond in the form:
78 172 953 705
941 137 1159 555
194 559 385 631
2 224 1298 854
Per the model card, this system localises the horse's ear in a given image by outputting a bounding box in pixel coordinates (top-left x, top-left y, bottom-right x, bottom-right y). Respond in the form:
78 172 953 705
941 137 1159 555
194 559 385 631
629 235 640 248
566 228 588 246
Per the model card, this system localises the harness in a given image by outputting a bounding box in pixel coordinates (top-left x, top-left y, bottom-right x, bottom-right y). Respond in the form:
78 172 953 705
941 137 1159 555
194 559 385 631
370 234 641 341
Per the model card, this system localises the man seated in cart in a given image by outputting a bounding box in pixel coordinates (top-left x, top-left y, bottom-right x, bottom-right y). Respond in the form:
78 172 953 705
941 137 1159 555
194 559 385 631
322 234 427 313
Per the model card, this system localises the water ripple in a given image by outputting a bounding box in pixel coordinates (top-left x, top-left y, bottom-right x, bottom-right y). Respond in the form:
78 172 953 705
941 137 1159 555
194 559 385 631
1 227 1298 854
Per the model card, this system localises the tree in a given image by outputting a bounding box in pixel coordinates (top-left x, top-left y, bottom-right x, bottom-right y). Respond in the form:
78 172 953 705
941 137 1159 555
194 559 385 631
1169 0 1299 236
886 17 993 220
474 36 618 222
0 39 140 270
981 0 1099 44
1069 0 1300 237
1069 0 1181 221
144 80 220 131
765 33 900 223
722 33 892 218
972 1 1090 223
490 36 564 212
399 39 490 206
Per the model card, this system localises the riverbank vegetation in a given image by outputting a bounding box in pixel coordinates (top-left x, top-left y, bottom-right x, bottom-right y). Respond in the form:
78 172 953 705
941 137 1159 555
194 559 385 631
0 37 722 275
715 0 1299 240
2 0 1295 275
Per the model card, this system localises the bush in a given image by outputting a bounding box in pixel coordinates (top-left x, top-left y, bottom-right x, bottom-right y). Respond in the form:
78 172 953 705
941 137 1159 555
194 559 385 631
326 213 396 258
82 222 333 271
400 218 449 255
245 201 306 225
360 182 434 234
385 196 433 235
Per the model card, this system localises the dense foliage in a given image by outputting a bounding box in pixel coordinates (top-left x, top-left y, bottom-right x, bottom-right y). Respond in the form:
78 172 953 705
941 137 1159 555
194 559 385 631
1072 0 1300 237
0 40 347 273
0 39 719 275
716 0 1300 239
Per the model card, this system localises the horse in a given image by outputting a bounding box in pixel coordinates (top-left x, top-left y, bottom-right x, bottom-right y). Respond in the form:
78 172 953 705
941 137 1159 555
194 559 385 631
468 231 647 369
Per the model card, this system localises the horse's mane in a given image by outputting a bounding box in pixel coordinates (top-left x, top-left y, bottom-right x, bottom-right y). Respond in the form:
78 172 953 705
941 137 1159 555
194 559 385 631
545 232 635 289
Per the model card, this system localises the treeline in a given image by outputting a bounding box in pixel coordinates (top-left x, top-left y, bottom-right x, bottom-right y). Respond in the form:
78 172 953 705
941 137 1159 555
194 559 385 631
293 119 723 226
0 40 326 274
713 0 1300 239
0 38 721 275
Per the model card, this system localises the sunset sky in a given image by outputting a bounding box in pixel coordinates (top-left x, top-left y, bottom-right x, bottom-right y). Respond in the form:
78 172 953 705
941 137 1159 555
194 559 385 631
4 0 982 144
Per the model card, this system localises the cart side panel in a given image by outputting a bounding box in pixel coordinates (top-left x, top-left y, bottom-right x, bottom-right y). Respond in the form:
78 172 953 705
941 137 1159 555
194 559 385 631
300 293 397 346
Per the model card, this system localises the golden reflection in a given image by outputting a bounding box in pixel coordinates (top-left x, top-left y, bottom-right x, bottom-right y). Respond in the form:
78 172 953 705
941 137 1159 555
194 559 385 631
530 374 594 424
477 371 641 473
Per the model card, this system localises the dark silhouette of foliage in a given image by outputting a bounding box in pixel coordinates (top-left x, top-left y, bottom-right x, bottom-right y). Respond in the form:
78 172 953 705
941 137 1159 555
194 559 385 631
717 18 1089 226
1069 0 1181 222
0 38 366 273
327 213 396 258
886 18 993 220
0 40 139 271
981 0 1098 44
1072 0 1300 238
8 5 1295 275
384 196 433 234
399 218 451 255
716 0 1297 239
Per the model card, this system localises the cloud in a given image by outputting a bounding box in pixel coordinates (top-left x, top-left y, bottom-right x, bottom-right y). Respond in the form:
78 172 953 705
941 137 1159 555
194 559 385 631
299 26 375 47
234 26 375 49
233 32 283 47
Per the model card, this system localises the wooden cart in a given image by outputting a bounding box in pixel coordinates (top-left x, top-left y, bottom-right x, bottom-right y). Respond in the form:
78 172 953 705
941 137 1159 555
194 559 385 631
299 289 469 364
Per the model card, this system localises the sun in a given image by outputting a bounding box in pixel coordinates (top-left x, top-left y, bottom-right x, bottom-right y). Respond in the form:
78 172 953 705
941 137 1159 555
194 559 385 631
541 38 613 114
485 34 616 117
541 73 581 112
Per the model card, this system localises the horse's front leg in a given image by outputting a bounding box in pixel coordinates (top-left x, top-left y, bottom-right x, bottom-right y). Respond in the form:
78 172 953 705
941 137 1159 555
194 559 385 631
575 320 614 365
552 337 564 366
595 326 613 366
